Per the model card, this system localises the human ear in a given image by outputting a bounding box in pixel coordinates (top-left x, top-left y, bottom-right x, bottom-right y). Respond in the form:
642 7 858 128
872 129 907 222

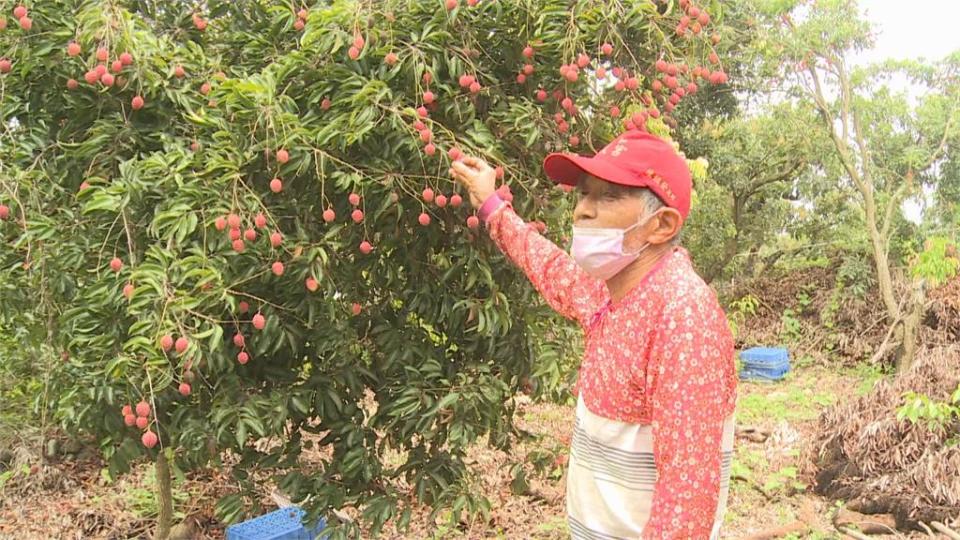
645 208 683 246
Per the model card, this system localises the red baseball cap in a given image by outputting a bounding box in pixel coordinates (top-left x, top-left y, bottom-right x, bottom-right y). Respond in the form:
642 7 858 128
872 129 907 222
543 131 693 221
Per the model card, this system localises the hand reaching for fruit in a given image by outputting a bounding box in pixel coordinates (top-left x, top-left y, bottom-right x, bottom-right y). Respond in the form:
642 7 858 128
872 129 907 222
449 156 497 209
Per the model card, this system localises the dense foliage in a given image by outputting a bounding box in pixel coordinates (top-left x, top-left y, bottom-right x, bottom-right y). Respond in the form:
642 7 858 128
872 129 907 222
0 0 731 534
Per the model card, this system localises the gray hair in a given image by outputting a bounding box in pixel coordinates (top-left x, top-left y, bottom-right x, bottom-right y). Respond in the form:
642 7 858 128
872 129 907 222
629 187 682 247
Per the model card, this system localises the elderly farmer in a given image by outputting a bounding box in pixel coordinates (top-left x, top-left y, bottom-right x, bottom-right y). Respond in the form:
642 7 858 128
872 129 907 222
449 130 738 540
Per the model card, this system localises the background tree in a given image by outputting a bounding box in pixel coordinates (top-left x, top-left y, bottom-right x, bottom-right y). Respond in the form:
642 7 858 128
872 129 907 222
759 0 960 370
681 101 824 282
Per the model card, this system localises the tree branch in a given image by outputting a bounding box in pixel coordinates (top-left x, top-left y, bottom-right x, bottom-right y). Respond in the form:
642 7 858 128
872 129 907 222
806 64 870 196
743 160 805 199
918 107 957 172
881 179 911 243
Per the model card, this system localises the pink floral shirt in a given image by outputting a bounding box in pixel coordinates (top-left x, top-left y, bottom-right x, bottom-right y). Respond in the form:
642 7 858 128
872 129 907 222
485 202 738 539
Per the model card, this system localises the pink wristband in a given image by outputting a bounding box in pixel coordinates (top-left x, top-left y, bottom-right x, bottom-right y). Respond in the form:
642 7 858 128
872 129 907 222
477 193 506 223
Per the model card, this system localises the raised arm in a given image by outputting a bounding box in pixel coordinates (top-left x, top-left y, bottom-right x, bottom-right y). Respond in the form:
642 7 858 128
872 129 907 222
450 157 607 326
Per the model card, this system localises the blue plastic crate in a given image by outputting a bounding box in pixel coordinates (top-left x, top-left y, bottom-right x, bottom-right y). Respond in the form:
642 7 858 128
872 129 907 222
738 347 790 382
226 507 327 540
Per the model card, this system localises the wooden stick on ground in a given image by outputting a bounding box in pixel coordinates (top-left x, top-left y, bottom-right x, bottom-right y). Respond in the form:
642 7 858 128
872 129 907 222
741 521 809 540
741 499 818 540
932 522 960 540
840 527 875 540
917 522 937 538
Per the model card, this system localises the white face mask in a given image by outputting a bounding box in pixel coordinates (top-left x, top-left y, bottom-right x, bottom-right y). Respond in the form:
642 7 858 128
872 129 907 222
570 211 660 281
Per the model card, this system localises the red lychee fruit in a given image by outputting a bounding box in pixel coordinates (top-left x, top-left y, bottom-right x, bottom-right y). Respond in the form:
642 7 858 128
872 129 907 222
135 400 150 417
141 430 158 448
252 313 265 330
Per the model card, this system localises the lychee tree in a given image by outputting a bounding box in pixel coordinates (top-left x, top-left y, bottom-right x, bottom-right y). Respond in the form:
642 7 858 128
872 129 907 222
0 0 730 537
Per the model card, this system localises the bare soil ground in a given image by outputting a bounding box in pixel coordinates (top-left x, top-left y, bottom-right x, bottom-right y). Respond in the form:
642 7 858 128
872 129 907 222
0 359 941 539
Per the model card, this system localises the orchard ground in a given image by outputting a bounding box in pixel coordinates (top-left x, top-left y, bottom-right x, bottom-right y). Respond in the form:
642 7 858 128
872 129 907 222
0 357 930 539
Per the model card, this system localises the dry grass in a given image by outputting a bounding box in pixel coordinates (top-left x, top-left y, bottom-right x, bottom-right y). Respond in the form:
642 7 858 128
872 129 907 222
805 344 960 529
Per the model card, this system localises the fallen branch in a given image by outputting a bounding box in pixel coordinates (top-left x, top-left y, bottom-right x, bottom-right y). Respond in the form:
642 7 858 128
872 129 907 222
932 522 960 540
840 528 874 540
833 508 898 535
741 499 818 540
741 520 809 540
736 425 771 443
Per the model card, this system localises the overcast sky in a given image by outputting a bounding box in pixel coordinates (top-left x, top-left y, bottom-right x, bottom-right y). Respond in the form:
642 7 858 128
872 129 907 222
851 0 960 66
849 0 960 223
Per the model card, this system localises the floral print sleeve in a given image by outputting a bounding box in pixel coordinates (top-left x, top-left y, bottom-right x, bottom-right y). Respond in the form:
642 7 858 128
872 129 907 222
485 204 608 327
642 289 734 539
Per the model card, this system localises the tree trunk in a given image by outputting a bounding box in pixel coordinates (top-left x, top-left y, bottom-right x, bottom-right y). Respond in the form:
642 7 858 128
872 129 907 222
704 233 739 284
155 451 173 540
863 193 901 322
895 281 925 373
